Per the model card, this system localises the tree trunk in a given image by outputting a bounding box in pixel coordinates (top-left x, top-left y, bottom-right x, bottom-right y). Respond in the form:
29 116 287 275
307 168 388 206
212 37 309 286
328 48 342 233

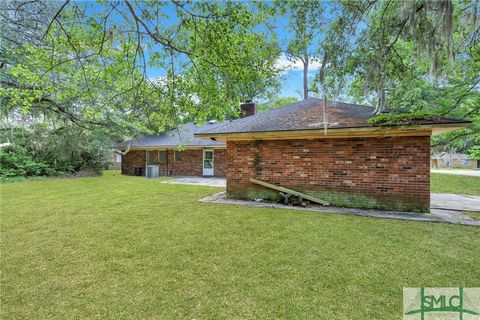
374 87 386 115
303 53 309 100
373 72 386 115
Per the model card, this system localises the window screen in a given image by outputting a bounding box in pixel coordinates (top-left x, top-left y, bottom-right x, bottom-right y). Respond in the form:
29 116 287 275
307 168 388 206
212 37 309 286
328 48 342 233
159 150 167 162
174 150 182 162
147 151 154 165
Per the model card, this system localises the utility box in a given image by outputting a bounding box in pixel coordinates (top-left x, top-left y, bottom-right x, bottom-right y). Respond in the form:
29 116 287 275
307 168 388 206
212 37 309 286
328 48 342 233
146 165 159 178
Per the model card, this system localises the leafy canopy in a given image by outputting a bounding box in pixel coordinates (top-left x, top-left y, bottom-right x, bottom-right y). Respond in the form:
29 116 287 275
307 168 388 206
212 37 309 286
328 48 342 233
1 1 281 135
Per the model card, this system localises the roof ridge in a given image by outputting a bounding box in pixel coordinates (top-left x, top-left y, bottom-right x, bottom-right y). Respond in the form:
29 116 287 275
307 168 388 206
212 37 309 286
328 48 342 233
116 121 226 148
192 99 415 136
198 99 312 134
198 117 243 133
195 120 231 133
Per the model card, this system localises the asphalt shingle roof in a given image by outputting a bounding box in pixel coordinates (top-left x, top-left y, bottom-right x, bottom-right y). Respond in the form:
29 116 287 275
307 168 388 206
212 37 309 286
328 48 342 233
198 98 469 135
117 122 227 148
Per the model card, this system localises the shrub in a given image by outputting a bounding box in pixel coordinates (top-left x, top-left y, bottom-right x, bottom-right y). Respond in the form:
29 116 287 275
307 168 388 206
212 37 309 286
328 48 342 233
0 144 55 177
0 125 112 179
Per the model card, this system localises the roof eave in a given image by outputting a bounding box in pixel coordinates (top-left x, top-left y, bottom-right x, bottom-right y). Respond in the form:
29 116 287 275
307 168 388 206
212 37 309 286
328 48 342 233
124 144 226 150
194 122 471 141
430 121 471 135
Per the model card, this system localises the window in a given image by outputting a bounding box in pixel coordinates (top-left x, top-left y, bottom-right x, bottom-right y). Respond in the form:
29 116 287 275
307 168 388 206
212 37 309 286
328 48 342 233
147 151 155 165
159 150 167 162
174 150 182 162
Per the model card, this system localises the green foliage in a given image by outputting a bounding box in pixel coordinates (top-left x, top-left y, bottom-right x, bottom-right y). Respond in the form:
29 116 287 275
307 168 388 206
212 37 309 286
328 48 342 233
0 124 112 179
368 112 436 126
1 1 281 134
320 0 479 150
274 0 324 99
256 96 298 113
0 1 283 178
0 144 54 178
468 145 480 160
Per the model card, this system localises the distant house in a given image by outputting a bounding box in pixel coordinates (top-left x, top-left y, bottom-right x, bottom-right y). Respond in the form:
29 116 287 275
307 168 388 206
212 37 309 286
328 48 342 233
431 153 479 169
117 102 256 177
109 152 122 170
117 122 227 177
196 98 470 212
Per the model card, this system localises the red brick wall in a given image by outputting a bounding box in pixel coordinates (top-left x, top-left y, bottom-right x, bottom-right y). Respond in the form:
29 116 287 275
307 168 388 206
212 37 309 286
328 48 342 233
213 149 226 176
121 150 145 175
226 137 430 212
122 148 226 177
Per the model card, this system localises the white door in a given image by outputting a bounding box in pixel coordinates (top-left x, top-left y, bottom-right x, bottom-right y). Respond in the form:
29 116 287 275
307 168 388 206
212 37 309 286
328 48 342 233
203 150 214 176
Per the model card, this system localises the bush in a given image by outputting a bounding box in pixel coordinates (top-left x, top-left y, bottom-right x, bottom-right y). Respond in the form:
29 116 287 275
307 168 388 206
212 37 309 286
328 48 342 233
0 125 113 179
468 145 480 160
0 144 55 177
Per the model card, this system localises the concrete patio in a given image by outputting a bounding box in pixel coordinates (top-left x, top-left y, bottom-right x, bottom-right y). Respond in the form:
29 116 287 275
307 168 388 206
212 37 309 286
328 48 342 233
199 191 479 226
162 176 226 187
163 176 479 225
431 193 480 212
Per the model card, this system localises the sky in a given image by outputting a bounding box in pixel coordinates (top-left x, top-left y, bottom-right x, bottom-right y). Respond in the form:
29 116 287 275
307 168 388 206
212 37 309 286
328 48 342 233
268 3 335 99
276 54 324 98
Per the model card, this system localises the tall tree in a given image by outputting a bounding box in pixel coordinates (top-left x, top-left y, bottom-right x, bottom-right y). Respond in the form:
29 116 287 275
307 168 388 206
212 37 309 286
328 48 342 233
322 0 479 115
281 0 324 100
0 0 282 177
319 0 479 154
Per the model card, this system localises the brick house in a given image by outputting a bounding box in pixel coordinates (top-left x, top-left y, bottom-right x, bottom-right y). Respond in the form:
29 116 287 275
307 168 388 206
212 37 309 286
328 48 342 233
431 153 479 169
118 122 228 177
118 102 256 177
196 98 470 212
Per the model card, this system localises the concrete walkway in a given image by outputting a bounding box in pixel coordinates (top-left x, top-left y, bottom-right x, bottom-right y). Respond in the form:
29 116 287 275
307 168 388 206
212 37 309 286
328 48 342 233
165 176 479 225
199 192 479 226
164 177 479 210
162 176 226 187
431 169 480 177
431 193 480 212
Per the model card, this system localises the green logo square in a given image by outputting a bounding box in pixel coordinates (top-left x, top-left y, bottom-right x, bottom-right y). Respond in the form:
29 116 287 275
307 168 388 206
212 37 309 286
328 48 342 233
404 287 480 320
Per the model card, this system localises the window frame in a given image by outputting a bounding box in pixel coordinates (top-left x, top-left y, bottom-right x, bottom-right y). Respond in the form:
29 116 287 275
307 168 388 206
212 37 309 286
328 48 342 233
158 150 167 162
146 150 155 165
174 150 183 162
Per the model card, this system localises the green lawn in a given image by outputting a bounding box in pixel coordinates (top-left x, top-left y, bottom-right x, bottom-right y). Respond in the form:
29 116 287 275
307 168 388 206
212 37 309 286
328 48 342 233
430 173 480 195
463 211 480 221
1 171 479 319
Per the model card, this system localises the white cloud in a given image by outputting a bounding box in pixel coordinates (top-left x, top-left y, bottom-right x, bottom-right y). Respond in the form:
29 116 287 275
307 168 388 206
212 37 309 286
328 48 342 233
147 75 167 86
275 53 323 72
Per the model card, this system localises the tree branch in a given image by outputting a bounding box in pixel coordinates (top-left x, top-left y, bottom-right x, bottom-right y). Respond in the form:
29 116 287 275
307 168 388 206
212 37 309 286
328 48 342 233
42 0 70 39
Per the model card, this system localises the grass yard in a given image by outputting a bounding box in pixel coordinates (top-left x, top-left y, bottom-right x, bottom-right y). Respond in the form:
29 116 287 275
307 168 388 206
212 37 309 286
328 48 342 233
463 211 480 221
430 173 480 195
1 171 479 319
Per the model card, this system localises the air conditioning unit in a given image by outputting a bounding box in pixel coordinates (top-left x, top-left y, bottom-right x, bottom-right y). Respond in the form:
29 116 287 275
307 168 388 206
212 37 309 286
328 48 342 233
146 165 159 178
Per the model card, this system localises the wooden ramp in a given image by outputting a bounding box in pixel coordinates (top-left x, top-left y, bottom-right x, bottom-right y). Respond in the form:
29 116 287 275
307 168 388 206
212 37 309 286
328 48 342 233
249 178 329 206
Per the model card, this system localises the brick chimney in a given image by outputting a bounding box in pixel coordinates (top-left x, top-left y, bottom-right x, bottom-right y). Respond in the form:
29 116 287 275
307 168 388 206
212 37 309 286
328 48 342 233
240 100 256 118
